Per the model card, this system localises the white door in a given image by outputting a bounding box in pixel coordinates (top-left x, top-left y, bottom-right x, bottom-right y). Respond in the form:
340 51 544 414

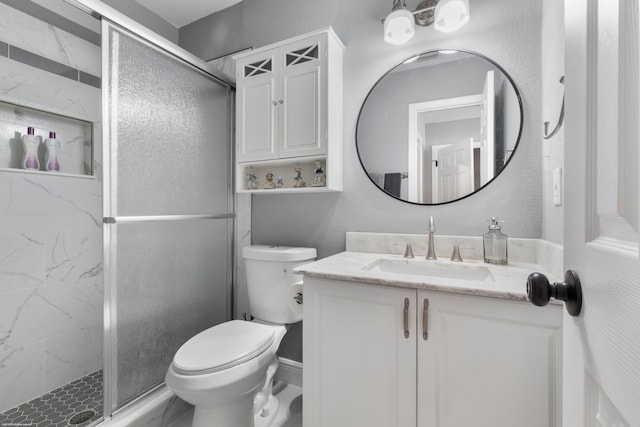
418 291 562 427
236 49 278 162
303 278 416 427
434 138 474 203
279 36 326 158
563 0 640 425
480 70 495 185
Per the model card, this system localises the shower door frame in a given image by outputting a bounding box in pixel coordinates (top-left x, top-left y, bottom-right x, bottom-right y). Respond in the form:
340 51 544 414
63 0 237 421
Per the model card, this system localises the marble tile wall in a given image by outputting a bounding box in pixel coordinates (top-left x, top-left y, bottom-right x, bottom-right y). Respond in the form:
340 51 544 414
234 193 252 320
0 2 101 78
0 2 101 177
0 2 102 413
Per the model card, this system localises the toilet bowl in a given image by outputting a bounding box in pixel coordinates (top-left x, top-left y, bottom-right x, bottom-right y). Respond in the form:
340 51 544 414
165 245 316 427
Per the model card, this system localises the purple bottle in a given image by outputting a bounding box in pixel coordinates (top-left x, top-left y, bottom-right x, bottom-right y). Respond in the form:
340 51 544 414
22 127 40 170
45 132 61 172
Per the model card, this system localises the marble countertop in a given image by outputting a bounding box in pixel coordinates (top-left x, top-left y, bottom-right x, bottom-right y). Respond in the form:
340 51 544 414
294 251 560 302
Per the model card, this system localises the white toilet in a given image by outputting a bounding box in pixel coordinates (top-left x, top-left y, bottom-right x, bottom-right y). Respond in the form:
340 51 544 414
165 245 316 427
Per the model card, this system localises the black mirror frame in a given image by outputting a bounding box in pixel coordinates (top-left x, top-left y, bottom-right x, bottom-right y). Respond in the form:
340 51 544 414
355 49 524 206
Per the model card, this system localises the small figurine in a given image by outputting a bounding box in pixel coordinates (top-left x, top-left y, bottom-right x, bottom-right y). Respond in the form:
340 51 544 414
276 176 284 188
264 171 276 189
293 164 303 188
312 160 326 187
247 166 258 190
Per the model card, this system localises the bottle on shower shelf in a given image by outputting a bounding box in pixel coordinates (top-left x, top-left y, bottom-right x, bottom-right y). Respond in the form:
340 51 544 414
44 131 61 172
22 126 40 170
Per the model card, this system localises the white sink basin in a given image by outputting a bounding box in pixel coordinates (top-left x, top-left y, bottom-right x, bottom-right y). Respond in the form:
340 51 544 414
363 258 493 282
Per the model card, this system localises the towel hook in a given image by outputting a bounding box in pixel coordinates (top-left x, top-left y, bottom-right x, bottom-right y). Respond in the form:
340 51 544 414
543 76 565 139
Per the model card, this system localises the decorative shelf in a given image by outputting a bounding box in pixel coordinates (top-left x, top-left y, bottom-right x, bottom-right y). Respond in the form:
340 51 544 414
0 99 93 177
238 187 339 195
236 156 339 193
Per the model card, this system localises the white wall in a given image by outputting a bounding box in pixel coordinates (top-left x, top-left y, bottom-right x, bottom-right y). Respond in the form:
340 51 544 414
541 0 565 244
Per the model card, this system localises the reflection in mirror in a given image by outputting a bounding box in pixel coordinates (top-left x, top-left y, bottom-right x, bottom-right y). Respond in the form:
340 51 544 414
356 50 522 205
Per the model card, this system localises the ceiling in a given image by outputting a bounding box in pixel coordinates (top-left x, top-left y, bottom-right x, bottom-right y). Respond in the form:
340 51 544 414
134 0 242 28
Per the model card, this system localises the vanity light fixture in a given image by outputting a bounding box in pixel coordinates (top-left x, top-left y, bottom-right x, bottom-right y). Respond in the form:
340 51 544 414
383 0 470 45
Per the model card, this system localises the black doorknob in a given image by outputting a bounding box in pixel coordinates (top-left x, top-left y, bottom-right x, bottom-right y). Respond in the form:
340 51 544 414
526 270 583 316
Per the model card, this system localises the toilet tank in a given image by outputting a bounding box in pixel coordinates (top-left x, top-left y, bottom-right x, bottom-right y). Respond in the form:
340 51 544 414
243 245 316 324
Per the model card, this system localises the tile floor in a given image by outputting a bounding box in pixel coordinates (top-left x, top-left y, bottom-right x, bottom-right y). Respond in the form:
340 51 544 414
0 370 102 427
169 382 302 427
0 374 301 427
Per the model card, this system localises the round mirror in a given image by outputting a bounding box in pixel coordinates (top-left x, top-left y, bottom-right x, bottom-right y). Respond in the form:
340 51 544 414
356 50 523 205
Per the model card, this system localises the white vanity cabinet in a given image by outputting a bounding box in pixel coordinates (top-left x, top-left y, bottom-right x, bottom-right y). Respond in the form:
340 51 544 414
303 277 563 427
234 28 343 193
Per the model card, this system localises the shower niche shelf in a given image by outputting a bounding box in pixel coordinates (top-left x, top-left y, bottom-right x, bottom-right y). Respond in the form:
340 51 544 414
0 99 94 177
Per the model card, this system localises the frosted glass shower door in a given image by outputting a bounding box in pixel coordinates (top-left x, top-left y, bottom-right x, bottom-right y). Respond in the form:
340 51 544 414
103 22 233 411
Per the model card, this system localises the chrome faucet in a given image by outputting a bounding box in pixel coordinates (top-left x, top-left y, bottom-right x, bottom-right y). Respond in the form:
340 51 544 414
426 216 437 260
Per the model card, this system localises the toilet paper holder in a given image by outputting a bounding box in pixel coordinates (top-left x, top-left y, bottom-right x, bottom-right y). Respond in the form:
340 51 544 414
293 292 303 305
288 282 304 316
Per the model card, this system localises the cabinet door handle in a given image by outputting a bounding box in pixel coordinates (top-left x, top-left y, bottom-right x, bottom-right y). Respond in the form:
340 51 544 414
403 297 410 338
422 298 429 340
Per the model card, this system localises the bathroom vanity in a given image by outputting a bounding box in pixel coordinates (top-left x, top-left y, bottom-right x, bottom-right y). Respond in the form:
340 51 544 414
297 234 563 427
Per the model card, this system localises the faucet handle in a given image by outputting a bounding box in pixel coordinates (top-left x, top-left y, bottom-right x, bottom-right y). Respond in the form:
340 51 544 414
451 244 475 261
450 245 463 262
404 243 415 258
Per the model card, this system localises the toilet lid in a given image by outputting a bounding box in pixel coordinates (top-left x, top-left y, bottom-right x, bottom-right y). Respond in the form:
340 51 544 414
172 320 275 375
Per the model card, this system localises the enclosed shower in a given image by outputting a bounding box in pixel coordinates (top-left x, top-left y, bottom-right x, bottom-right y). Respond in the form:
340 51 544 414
0 0 234 425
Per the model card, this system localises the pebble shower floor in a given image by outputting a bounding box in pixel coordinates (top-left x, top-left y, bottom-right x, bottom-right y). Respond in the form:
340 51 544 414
0 370 102 427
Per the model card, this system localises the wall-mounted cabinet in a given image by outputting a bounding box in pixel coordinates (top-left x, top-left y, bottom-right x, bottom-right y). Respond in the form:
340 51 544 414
234 28 343 193
304 278 563 427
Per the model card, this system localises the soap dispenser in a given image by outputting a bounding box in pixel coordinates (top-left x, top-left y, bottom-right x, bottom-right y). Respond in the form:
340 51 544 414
483 217 508 264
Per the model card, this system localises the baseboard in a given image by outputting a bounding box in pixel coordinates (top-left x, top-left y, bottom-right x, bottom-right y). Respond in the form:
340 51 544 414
275 357 302 388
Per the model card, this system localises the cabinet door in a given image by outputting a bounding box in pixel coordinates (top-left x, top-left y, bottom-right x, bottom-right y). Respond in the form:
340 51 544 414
304 278 416 427
417 291 562 427
279 36 326 158
236 50 278 162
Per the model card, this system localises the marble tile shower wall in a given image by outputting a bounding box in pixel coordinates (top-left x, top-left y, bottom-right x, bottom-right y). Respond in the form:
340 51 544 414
0 3 103 413
0 3 101 77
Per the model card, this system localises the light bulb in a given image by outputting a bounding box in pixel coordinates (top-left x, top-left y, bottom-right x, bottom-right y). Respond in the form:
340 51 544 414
384 8 416 45
434 0 470 33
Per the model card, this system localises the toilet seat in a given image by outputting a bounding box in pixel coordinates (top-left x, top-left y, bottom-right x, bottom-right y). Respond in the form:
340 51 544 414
172 320 275 375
